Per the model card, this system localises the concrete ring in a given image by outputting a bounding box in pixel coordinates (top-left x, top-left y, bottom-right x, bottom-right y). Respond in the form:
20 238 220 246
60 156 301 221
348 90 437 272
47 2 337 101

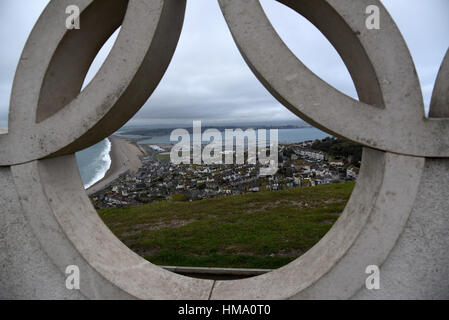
1 0 448 300
0 0 186 166
218 0 449 157
1 147 425 299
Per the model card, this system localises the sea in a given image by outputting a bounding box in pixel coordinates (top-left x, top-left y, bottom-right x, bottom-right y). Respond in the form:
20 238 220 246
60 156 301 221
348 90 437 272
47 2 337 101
75 127 331 188
75 138 111 189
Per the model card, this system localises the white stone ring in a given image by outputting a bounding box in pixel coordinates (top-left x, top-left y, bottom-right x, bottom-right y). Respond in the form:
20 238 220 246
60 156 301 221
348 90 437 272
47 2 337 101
0 0 448 299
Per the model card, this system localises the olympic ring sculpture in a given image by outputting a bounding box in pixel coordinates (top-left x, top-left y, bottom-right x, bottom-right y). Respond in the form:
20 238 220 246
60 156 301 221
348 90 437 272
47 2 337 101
0 0 448 299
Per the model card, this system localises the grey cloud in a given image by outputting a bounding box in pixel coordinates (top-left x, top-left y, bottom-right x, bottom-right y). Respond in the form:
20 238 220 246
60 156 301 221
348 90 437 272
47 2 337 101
0 0 447 129
0 0 50 127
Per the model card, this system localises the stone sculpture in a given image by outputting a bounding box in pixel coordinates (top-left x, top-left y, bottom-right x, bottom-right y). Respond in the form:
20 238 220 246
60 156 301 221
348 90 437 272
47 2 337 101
0 0 447 299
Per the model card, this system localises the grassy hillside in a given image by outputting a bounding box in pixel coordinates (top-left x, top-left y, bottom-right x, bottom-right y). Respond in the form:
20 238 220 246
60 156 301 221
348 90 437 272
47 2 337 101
98 182 355 269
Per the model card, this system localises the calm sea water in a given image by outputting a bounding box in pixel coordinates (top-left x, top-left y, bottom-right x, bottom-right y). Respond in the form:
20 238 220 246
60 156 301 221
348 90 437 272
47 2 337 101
76 127 330 188
136 127 331 145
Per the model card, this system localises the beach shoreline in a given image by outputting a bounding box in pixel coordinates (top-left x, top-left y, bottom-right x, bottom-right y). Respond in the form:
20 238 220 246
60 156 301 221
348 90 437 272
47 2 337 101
87 136 145 195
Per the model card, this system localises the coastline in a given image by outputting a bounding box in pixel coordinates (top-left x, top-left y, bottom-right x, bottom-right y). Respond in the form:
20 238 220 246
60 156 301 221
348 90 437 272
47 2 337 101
87 136 145 195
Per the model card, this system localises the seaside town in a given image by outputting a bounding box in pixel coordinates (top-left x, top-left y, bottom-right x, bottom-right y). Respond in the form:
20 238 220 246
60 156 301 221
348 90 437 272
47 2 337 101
89 137 361 209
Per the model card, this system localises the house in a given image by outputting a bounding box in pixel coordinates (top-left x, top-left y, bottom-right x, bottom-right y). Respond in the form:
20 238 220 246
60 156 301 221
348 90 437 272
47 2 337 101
346 166 359 179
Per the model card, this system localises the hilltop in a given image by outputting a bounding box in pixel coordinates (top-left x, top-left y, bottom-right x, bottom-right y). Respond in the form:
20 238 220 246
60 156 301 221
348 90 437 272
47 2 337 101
98 181 355 269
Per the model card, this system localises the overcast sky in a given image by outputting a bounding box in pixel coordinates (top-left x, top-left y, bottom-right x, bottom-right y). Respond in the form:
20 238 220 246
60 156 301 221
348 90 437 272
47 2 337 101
0 0 448 128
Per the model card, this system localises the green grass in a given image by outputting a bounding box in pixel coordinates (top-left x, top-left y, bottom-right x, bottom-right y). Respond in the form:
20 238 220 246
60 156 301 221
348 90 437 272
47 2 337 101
155 153 171 162
98 182 355 269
